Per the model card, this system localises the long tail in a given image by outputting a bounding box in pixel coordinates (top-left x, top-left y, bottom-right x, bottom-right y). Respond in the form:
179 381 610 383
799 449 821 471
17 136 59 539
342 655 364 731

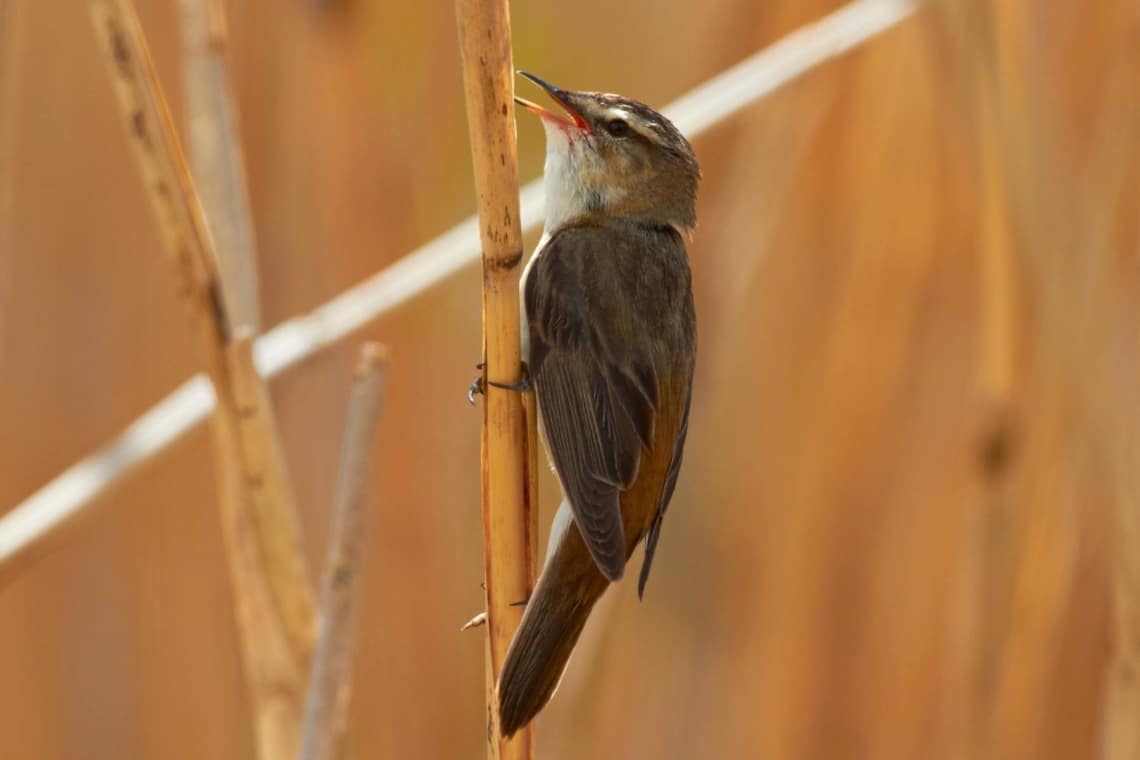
497 555 607 737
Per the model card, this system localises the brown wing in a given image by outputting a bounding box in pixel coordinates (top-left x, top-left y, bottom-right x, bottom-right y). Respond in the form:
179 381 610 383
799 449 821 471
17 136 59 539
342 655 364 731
525 222 692 583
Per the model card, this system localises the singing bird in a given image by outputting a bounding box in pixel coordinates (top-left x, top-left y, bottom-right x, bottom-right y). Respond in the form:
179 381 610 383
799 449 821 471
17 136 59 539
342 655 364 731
497 73 700 736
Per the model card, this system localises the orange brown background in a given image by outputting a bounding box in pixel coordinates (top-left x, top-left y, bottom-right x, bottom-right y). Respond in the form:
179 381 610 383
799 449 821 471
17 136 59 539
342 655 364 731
2 1 1138 758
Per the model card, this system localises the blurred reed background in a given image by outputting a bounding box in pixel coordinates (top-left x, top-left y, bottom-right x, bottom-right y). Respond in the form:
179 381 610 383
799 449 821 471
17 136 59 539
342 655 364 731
1 0 1138 758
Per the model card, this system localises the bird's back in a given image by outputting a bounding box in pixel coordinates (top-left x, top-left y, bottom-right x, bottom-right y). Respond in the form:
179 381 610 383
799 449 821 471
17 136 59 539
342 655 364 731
498 219 695 736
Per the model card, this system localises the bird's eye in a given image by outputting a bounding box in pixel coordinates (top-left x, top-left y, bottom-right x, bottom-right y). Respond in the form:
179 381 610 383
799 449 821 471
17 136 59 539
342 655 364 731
606 118 631 137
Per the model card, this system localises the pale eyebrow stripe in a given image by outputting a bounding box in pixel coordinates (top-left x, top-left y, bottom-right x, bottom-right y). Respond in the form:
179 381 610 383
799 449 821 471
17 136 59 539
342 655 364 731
603 108 661 141
602 108 655 142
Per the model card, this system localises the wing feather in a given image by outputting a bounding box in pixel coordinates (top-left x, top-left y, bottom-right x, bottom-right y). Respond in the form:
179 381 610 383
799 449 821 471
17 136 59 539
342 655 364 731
638 386 692 598
525 227 661 581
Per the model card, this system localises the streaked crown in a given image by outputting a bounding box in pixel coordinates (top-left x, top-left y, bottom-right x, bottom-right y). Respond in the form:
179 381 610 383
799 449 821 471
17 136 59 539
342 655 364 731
516 73 701 234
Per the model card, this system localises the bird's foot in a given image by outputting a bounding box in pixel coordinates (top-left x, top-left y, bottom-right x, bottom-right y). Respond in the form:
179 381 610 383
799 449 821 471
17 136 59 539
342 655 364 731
467 375 484 406
467 361 531 406
487 361 532 393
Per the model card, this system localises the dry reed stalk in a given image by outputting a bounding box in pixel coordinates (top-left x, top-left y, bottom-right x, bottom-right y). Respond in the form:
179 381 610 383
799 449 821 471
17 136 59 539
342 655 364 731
975 1 1121 752
930 2 1032 755
1086 26 1140 760
299 343 387 760
178 0 261 330
453 0 535 755
0 0 923 586
219 335 312 759
961 2 1125 756
89 2 316 757
966 9 1022 759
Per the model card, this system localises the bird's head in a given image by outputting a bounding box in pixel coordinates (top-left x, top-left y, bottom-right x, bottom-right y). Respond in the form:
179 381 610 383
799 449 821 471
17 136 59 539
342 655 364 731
515 72 700 235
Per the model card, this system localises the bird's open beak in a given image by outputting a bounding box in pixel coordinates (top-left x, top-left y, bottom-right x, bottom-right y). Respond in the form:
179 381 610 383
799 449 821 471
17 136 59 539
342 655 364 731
514 71 589 132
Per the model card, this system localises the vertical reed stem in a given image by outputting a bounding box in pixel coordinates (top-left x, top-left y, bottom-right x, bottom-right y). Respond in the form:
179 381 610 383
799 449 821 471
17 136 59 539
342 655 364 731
453 0 536 756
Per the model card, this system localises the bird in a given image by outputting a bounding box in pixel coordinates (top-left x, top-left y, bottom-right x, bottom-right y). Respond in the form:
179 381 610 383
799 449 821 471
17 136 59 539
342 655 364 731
497 72 700 737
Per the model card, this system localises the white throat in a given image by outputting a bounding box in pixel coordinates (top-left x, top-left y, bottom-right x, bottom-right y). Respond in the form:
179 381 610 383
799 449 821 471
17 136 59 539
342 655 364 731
521 123 620 361
540 125 581 234
520 125 581 362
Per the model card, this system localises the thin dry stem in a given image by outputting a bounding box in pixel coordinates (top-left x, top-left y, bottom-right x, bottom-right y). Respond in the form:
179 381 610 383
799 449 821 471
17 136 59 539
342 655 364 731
0 0 925 582
88 2 315 757
299 343 388 760
218 335 312 760
178 0 261 330
454 0 535 755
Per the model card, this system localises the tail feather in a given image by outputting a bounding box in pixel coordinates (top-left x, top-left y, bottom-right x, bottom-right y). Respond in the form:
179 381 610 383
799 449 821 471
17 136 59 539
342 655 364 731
497 574 601 737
